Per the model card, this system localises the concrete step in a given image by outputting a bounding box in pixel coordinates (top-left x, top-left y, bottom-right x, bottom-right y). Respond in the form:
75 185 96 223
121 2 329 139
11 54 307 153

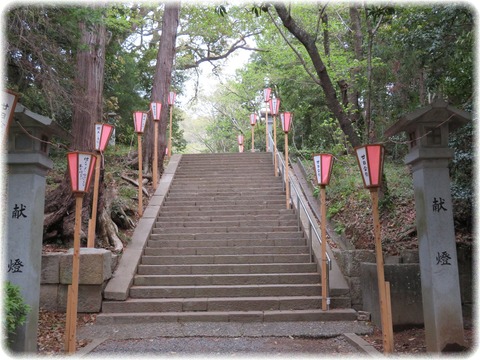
155 219 298 229
95 308 358 324
140 254 312 265
156 213 297 223
129 284 321 298
162 199 286 207
137 263 318 275
158 204 287 212
101 295 324 313
150 227 302 236
133 273 319 286
147 238 307 248
144 245 309 256
156 209 295 218
163 195 286 203
148 232 306 241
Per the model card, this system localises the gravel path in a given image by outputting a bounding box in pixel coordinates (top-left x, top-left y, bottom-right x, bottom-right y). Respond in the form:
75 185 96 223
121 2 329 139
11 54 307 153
78 321 375 356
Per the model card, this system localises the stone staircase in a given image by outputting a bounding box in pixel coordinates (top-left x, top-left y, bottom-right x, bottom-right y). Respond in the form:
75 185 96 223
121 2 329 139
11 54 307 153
98 153 355 324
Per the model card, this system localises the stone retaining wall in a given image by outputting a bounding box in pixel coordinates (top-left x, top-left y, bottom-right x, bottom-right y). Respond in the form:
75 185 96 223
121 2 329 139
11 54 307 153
40 248 116 312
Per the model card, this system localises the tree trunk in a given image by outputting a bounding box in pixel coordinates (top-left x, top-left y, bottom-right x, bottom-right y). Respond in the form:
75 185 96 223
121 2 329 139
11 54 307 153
348 5 363 126
44 16 108 246
273 3 361 149
144 2 180 178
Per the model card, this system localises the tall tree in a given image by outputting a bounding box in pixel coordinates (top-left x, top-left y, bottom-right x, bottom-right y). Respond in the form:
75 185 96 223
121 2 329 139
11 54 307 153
144 2 180 177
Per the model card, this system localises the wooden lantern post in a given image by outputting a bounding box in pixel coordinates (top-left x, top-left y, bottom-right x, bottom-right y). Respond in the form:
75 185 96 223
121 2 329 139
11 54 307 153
354 144 394 354
263 88 271 151
133 111 147 216
238 134 244 153
87 123 114 248
269 97 280 176
65 151 97 354
313 153 334 311
167 91 176 160
150 102 162 191
250 113 257 152
280 112 293 209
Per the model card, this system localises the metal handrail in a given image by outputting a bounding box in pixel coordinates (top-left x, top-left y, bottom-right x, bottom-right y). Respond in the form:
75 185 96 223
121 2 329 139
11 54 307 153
268 133 332 271
268 133 332 308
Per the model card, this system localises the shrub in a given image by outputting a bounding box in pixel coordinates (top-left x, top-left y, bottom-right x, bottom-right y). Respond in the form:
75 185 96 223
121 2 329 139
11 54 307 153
4 282 31 345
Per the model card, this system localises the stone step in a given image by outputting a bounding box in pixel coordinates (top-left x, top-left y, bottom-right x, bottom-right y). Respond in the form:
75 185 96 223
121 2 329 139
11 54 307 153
147 238 307 248
95 308 358 324
101 295 324 314
140 254 312 265
168 184 284 191
148 231 305 241
156 213 297 222
137 263 318 275
154 219 298 229
166 191 285 199
151 226 301 235
162 199 286 207
156 209 295 218
129 284 321 298
144 245 309 256
164 195 286 202
133 273 319 286
159 204 287 212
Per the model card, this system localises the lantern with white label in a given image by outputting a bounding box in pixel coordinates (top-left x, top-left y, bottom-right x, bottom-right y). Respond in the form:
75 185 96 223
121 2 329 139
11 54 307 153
354 143 393 353
167 92 176 159
133 111 147 216
263 88 271 151
150 102 162 191
280 112 293 208
88 123 114 247
250 113 257 152
355 144 384 189
269 97 281 176
312 153 334 310
65 151 96 353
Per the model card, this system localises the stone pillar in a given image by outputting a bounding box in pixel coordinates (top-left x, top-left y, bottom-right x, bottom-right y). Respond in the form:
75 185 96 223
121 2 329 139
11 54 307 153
5 103 69 352
407 150 465 351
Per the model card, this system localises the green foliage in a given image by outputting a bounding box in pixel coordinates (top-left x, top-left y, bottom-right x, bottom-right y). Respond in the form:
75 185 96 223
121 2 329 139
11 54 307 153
4 282 31 344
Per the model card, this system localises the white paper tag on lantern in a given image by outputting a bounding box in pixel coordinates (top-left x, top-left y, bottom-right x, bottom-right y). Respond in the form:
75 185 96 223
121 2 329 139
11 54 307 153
356 147 371 187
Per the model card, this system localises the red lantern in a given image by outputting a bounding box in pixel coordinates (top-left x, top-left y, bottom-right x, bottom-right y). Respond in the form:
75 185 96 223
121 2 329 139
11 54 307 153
67 151 97 194
133 111 147 134
150 102 162 121
238 134 244 145
250 113 257 126
355 144 385 188
168 91 176 106
280 112 293 133
313 153 334 186
263 88 272 103
94 123 114 152
269 97 281 115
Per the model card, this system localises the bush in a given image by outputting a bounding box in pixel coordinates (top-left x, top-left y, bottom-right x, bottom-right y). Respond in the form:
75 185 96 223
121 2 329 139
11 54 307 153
4 282 31 345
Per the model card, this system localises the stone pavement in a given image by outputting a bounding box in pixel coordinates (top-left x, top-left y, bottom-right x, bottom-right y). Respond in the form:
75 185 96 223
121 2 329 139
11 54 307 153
77 321 380 356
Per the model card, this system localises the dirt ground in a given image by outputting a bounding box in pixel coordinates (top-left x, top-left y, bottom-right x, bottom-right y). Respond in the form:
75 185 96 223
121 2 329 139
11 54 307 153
36 309 475 355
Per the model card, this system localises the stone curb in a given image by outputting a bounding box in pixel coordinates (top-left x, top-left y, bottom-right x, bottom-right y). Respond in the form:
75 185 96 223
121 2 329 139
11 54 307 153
103 154 182 300
343 332 382 356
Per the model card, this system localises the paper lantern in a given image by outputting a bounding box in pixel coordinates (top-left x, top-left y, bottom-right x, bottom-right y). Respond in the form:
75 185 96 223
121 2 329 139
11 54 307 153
263 88 272 103
313 153 334 186
269 97 281 116
94 123 114 152
355 144 385 188
150 102 162 121
280 112 293 133
133 111 147 134
67 151 97 193
238 134 244 145
250 113 257 126
168 91 176 106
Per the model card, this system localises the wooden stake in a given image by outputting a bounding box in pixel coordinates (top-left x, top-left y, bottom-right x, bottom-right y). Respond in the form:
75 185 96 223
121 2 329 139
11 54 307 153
385 281 394 352
138 134 143 217
265 106 269 152
273 115 278 177
251 126 255 152
153 121 159 191
370 188 394 354
64 194 83 354
284 133 290 209
87 153 101 248
320 185 328 311
168 105 173 160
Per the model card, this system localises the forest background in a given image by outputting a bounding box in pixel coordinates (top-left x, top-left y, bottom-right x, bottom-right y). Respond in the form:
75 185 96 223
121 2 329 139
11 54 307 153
3 1 474 252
